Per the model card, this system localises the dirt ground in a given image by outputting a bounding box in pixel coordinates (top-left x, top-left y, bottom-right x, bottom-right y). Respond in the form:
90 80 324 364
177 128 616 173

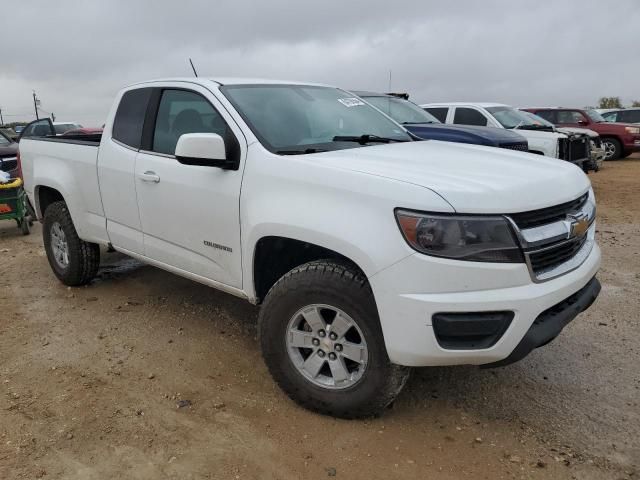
1 156 639 480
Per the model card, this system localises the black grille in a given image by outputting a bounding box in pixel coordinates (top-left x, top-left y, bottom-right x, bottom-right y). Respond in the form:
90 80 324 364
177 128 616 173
499 142 529 152
528 234 587 274
558 137 589 163
510 193 588 229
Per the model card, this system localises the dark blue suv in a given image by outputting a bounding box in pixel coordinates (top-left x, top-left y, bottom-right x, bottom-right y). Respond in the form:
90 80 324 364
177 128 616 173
354 92 528 152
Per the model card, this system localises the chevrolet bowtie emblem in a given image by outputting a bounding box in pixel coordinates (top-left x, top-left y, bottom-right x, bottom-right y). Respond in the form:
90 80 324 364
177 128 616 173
568 214 590 238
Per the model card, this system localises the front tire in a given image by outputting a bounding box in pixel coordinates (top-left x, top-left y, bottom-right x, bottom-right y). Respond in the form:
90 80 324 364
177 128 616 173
43 201 100 286
258 260 410 418
602 138 622 160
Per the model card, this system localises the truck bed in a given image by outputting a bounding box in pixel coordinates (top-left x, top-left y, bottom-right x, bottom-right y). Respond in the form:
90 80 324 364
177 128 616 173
19 135 107 244
24 133 102 146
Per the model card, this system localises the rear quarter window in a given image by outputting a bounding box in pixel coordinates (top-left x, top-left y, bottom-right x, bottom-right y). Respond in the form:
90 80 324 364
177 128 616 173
112 88 153 149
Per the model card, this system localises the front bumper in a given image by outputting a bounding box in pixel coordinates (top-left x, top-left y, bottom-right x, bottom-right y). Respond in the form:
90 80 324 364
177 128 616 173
369 242 601 367
623 137 640 152
482 276 600 368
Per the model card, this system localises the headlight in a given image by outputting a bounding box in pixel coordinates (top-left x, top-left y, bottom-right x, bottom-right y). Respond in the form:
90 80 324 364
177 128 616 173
625 126 640 134
395 210 524 263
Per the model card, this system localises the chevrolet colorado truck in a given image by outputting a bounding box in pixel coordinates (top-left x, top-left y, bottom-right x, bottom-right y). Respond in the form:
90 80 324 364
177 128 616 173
19 78 601 418
353 91 529 152
524 107 640 160
422 102 590 168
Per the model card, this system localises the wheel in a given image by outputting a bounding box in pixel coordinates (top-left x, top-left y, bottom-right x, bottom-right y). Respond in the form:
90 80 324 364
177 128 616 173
20 218 30 235
258 260 410 418
602 138 622 160
42 201 100 286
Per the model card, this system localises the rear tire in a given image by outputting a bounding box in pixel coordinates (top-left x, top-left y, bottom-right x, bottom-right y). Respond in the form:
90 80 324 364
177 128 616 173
258 260 410 419
42 201 100 286
602 138 622 160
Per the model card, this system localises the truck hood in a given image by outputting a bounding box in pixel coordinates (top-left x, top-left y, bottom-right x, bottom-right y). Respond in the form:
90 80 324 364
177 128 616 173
591 121 638 134
556 127 598 138
0 143 18 158
311 141 590 214
510 128 566 140
405 123 526 145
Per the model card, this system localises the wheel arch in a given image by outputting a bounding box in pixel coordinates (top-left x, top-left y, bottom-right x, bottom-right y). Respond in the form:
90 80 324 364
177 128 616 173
251 235 369 304
34 184 65 219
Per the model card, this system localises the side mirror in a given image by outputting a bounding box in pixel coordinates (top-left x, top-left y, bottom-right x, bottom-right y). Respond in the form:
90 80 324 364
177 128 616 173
175 133 237 169
577 119 588 126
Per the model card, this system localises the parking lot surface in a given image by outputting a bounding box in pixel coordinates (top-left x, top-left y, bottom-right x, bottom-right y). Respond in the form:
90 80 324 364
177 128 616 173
1 156 638 479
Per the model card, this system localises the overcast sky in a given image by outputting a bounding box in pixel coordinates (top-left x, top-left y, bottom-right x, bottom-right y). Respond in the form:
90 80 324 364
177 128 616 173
2 0 638 126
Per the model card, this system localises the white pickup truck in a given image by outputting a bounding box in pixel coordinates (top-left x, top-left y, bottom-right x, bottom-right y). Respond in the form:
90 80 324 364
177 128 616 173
19 78 601 418
422 102 591 167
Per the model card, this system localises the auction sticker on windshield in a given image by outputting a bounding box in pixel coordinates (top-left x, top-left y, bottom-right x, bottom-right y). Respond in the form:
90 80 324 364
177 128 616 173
338 98 365 107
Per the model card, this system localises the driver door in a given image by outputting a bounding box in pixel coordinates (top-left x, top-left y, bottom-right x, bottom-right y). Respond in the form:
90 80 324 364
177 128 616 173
135 85 245 288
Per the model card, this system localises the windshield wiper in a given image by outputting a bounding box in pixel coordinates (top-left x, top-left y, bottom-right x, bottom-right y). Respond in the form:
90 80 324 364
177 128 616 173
276 148 327 155
332 134 407 144
402 121 436 125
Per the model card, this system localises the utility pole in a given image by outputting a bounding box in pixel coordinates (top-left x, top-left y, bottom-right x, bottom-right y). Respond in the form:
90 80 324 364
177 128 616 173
51 112 56 122
32 91 39 120
0 107 3 125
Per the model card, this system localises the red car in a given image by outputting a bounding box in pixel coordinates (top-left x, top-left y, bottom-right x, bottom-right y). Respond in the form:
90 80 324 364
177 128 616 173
524 108 640 160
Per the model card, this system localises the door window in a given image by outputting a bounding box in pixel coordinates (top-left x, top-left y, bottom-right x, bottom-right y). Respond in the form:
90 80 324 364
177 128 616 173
534 110 556 123
112 88 153 149
152 89 229 155
453 107 488 126
20 119 54 139
620 110 640 123
425 107 449 123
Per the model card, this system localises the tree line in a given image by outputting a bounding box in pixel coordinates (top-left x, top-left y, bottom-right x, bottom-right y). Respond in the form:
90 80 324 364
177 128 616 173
598 97 640 109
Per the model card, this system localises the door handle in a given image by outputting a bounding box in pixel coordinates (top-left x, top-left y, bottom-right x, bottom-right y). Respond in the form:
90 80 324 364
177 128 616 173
138 171 160 183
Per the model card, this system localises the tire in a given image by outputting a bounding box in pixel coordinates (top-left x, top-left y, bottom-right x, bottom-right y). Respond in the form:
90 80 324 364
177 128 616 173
602 138 622 160
258 260 410 418
620 151 633 159
20 218 30 235
42 201 100 286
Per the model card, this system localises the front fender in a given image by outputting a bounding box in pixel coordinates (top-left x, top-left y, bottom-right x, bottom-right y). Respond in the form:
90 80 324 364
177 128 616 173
239 148 455 298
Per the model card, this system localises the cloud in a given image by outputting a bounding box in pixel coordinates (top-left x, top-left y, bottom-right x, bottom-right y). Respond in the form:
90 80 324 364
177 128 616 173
2 0 638 125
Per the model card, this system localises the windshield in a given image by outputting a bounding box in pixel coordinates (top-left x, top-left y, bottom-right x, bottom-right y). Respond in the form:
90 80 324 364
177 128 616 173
521 111 555 128
586 109 605 123
54 123 81 135
486 106 541 129
362 96 440 125
220 85 411 153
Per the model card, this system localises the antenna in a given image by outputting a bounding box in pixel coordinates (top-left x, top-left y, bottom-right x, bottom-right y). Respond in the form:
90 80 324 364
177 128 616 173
189 58 199 77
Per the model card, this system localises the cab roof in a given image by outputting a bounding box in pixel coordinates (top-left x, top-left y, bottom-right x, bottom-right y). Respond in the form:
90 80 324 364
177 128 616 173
126 77 331 88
